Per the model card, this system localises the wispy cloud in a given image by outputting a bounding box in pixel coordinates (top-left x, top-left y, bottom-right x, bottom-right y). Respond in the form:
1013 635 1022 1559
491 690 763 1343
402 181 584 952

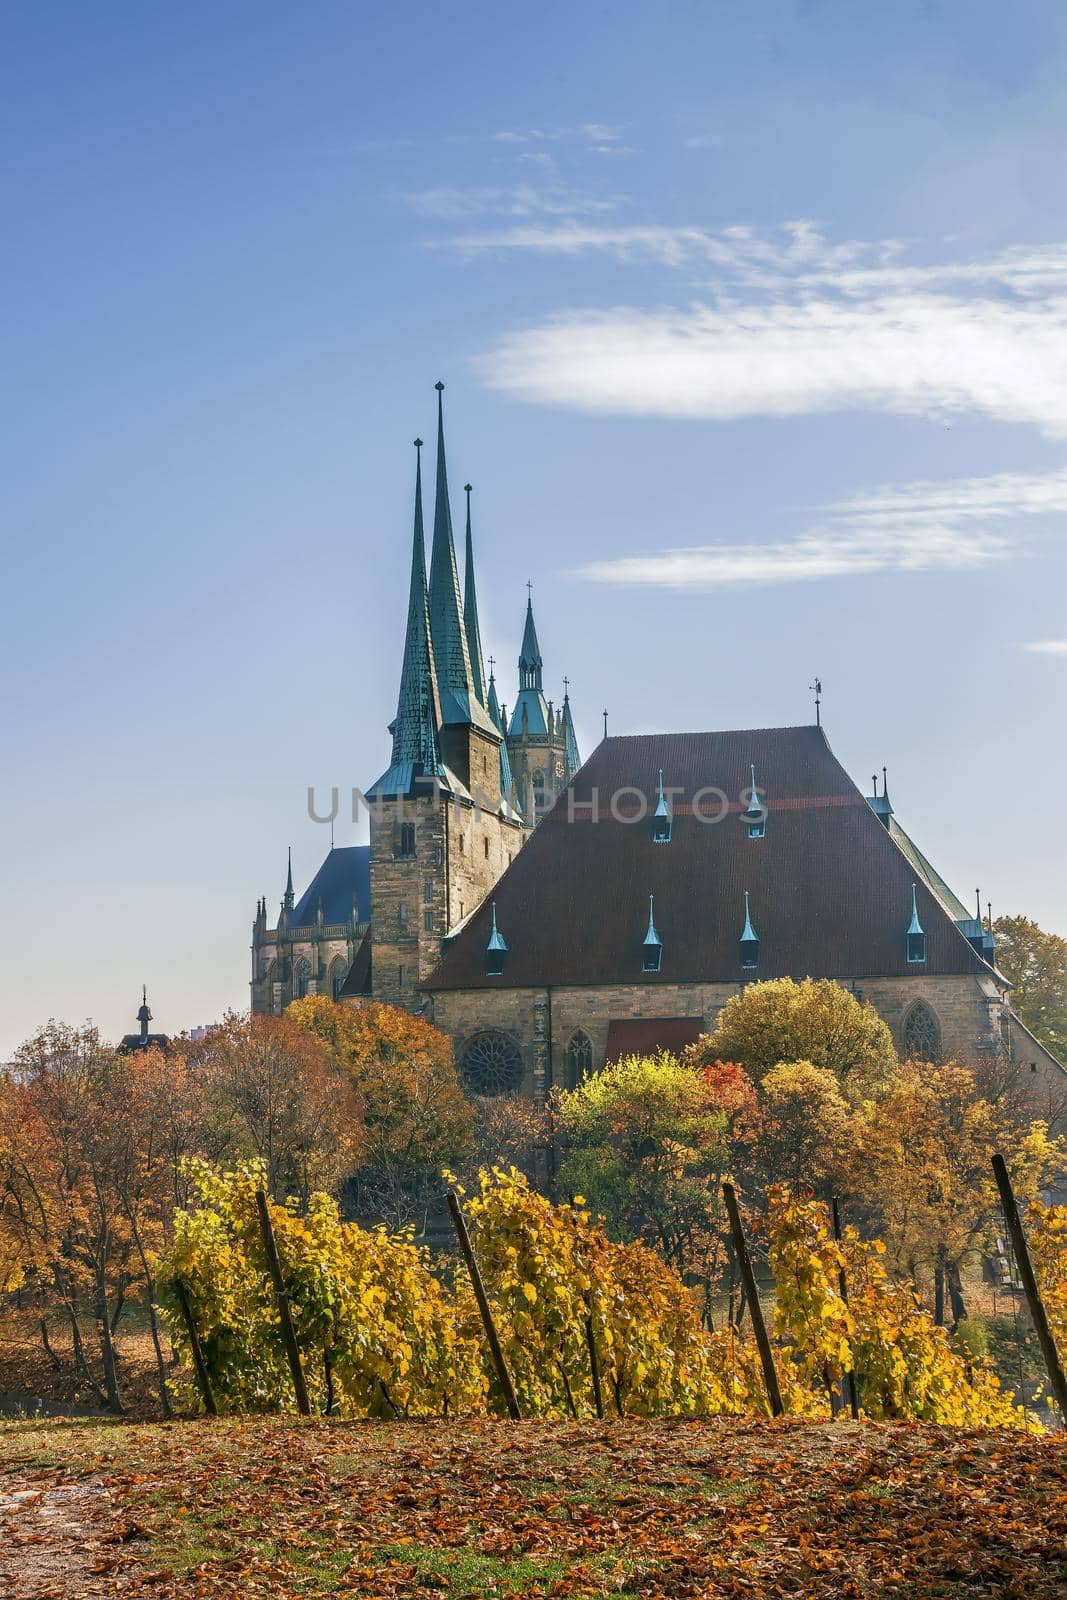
403 185 622 221
1021 638 1067 656
492 123 626 147
457 225 1067 436
574 468 1067 591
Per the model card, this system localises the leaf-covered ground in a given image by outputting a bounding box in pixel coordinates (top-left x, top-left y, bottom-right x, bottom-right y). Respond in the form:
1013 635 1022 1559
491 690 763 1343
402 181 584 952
0 1416 1063 1598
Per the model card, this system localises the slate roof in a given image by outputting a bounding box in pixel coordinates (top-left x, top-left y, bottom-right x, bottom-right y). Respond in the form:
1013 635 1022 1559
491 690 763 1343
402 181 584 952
290 846 370 927
424 725 993 991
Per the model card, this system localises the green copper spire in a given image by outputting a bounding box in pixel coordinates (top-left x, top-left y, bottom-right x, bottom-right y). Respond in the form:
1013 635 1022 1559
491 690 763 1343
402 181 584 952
561 681 581 777
371 440 444 795
518 592 543 689
462 482 488 707
427 383 494 734
509 591 551 738
487 662 516 803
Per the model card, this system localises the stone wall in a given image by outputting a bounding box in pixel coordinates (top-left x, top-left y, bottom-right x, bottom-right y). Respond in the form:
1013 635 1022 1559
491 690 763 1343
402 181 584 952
429 971 1067 1127
370 730 526 1012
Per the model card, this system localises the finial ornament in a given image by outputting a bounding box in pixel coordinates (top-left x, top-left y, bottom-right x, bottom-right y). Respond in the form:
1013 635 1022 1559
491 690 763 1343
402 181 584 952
810 676 822 727
435 380 444 392
464 482 472 495
414 437 423 450
603 709 609 739
563 674 570 696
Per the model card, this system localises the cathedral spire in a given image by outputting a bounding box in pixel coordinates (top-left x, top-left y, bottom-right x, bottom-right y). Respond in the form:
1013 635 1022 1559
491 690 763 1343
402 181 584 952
518 590 543 691
428 382 487 730
376 439 444 791
561 679 581 778
487 660 517 806
463 482 488 707
283 846 294 912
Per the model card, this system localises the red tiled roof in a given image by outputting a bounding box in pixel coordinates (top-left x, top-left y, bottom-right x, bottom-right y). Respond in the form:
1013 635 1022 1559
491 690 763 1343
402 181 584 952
604 1017 706 1063
424 725 991 991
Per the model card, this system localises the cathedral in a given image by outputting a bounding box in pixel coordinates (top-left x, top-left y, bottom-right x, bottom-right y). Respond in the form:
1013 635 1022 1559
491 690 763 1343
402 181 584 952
252 386 1065 1128
250 383 580 1018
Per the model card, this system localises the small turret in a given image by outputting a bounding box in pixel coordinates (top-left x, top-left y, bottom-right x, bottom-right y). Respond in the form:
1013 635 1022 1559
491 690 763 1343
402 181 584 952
136 984 152 1043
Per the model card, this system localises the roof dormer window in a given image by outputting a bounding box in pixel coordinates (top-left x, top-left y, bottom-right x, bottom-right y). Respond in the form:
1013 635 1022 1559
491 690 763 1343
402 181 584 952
745 763 766 839
906 884 926 964
485 901 508 977
652 769 672 844
642 894 663 972
739 890 760 971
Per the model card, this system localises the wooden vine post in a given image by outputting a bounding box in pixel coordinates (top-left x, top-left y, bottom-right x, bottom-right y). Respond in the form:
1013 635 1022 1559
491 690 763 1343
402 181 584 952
255 1188 312 1417
447 1190 522 1420
831 1198 860 1421
174 1279 217 1417
722 1182 784 1418
991 1153 1067 1425
584 1300 605 1420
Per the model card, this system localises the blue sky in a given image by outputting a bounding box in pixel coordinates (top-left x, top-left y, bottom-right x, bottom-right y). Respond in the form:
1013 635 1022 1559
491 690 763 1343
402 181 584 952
2 1 1066 1052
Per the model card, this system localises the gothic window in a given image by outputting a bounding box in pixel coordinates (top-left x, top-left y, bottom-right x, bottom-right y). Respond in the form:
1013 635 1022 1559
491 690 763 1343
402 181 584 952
398 902 407 929
903 1001 942 1064
396 822 416 859
329 957 347 1001
565 1030 593 1091
462 1030 524 1096
424 908 434 932
295 957 312 999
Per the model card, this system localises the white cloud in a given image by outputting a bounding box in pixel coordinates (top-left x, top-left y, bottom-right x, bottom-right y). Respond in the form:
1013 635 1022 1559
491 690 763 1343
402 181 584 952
1021 639 1067 656
574 468 1067 591
445 224 1067 435
480 284 1067 435
404 186 621 221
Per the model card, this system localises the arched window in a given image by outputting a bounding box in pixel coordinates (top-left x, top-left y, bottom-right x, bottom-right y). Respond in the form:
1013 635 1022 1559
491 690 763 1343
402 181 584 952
396 822 416 859
329 957 347 1001
295 956 312 1000
565 1030 593 1090
461 1030 524 1096
903 1001 942 1064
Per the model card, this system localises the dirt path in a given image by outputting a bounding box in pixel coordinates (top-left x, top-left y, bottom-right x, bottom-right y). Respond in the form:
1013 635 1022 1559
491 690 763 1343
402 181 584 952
0 1476 131 1599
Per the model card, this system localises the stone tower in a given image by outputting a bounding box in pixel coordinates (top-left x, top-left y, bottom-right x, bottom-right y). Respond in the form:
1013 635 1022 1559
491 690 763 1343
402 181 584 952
505 595 582 825
366 385 526 1010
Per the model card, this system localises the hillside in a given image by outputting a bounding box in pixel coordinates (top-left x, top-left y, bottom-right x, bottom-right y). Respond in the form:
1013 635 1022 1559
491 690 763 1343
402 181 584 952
1 1416 1064 1598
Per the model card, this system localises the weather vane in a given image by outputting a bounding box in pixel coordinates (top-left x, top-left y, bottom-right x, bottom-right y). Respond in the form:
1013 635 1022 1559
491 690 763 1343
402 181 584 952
810 677 822 727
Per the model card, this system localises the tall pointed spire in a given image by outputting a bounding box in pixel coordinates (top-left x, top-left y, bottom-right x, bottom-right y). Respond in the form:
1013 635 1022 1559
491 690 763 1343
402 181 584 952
463 483 488 708
283 846 295 912
519 591 543 690
427 383 494 734
371 439 445 795
487 661 516 804
561 682 581 777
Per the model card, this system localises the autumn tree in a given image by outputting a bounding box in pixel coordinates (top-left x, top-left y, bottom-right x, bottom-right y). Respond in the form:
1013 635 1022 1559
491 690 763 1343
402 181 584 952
993 914 1067 1061
287 996 473 1228
2 1024 135 1409
187 1012 363 1207
554 1051 738 1283
753 1060 853 1199
853 1060 1061 1323
698 977 896 1093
